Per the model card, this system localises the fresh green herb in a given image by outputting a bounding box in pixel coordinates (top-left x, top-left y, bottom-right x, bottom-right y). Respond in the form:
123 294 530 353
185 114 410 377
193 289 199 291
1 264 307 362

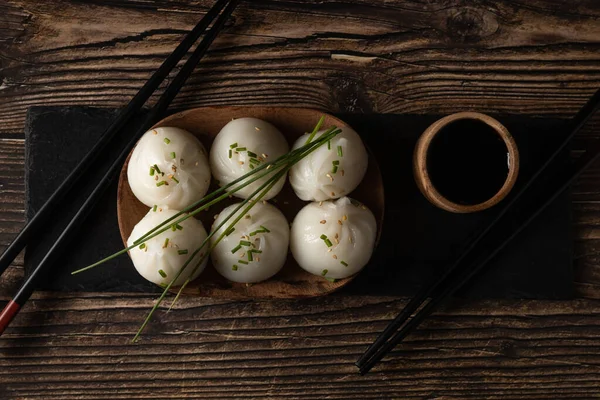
164 138 171 144
248 252 253 261
163 238 169 248
150 167 155 176
231 244 242 254
158 269 167 278
153 205 157 212
240 240 251 246
239 260 249 265
232 265 238 271
337 146 343 157
340 260 348 267
320 234 327 240
235 147 247 152
321 269 328 276
225 227 235 236
260 225 270 233
228 149 232 158
325 277 336 283
156 180 167 187
332 160 340 165
305 115 326 145
324 238 333 247
153 164 162 174
250 249 262 254
139 243 146 250
171 176 180 184
249 158 260 165
327 141 331 150
170 152 176 159
175 224 183 230
230 142 238 149
171 224 177 232
178 249 188 255
332 165 338 174
247 151 257 158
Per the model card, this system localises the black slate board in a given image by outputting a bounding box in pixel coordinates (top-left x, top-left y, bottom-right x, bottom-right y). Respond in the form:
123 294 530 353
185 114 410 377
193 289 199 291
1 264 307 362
24 106 574 299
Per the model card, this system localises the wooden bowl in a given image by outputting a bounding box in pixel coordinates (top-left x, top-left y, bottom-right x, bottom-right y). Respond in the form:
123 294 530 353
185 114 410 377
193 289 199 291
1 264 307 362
117 107 384 299
413 112 519 213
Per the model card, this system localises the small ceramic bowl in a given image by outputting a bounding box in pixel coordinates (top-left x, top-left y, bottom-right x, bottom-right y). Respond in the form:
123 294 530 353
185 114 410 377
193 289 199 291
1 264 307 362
413 112 519 213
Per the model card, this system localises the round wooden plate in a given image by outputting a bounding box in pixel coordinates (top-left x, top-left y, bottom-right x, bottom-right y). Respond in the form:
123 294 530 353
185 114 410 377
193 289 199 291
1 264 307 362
117 106 385 299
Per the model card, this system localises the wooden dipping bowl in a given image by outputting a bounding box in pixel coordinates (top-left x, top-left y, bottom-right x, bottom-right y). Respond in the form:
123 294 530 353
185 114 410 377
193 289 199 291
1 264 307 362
117 107 385 299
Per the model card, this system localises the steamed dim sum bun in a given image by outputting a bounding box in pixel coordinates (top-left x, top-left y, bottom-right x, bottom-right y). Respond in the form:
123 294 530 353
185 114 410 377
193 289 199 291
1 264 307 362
210 202 289 283
127 208 209 286
290 197 376 280
209 118 289 200
128 127 211 209
289 126 368 201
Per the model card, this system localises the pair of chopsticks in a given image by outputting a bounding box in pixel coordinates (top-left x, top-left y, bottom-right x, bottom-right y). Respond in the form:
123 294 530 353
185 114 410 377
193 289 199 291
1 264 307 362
356 88 600 374
0 0 240 334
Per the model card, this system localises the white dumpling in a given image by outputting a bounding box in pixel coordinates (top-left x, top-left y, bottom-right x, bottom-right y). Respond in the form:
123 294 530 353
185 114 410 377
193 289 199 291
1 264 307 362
210 202 289 283
289 126 368 201
127 208 209 286
290 197 376 280
128 127 211 209
209 118 289 200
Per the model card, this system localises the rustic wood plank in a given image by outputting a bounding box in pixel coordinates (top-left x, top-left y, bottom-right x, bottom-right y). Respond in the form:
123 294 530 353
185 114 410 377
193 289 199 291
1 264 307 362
2 0 600 398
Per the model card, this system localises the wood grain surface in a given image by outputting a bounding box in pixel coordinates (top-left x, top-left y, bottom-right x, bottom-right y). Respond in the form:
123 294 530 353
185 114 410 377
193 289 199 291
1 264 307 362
1 0 600 398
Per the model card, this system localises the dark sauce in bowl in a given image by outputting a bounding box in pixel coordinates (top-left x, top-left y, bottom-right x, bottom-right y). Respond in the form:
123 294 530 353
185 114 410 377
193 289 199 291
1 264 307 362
426 119 509 206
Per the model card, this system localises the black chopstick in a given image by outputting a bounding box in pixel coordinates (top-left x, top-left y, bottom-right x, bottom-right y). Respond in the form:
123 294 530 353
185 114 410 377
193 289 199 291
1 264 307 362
0 0 231 279
356 88 600 373
0 0 239 334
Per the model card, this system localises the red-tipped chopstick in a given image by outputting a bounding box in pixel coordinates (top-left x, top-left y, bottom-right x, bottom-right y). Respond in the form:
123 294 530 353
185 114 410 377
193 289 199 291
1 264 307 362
0 0 239 335
356 88 600 374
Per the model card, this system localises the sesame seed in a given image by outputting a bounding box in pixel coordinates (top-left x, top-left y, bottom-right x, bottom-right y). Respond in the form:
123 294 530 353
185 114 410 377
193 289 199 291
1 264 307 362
319 201 323 206
342 215 348 221
262 153 268 158
332 255 338 259
262 200 267 205
320 220 326 224
362 205 367 210
335 233 339 239
256 256 260 262
331 192 335 196
326 173 333 181
266 165 272 169
152 130 158 135
334 238 339 244
159 208 163 212
154 175 158 181
341 169 345 176
239 161 244 165
195 161 199 166
245 215 251 219
338 220 343 225
327 248 332 252
255 126 261 131
180 159 185 165
214 214 219 219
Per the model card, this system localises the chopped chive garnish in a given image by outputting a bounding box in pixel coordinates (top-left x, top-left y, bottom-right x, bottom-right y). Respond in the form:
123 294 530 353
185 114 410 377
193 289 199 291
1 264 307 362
235 147 247 152
320 234 327 240
139 243 146 250
250 249 262 254
240 240 251 246
230 142 238 149
159 283 167 288
247 151 257 158
170 151 176 159
228 149 232 158
239 260 249 265
171 225 177 231
156 180 167 187
163 238 169 248
232 265 238 271
249 164 255 169
340 260 349 267
321 269 328 276
332 165 338 174
153 164 162 174
324 239 333 247
175 224 183 230
178 249 188 255
231 244 242 254
325 277 336 283
172 176 180 184
327 140 331 150
152 205 157 212
332 160 340 165
337 146 343 157
149 167 155 176
163 138 171 144
249 158 260 165
248 252 253 261
225 227 235 236
260 225 270 233
158 269 167 278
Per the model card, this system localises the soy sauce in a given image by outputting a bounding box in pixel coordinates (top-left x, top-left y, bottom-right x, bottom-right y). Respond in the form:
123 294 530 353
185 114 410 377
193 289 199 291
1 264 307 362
426 119 509 205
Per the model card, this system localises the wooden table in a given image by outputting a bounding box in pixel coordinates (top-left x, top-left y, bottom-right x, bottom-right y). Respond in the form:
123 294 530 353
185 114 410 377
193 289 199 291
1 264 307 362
2 1 600 398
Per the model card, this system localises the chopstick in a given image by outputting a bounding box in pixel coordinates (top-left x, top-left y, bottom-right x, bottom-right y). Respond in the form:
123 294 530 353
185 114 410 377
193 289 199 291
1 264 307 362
0 0 232 279
0 0 239 334
356 88 600 374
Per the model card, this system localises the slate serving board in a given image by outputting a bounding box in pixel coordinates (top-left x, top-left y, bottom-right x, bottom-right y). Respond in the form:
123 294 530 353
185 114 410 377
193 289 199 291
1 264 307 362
24 106 574 299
